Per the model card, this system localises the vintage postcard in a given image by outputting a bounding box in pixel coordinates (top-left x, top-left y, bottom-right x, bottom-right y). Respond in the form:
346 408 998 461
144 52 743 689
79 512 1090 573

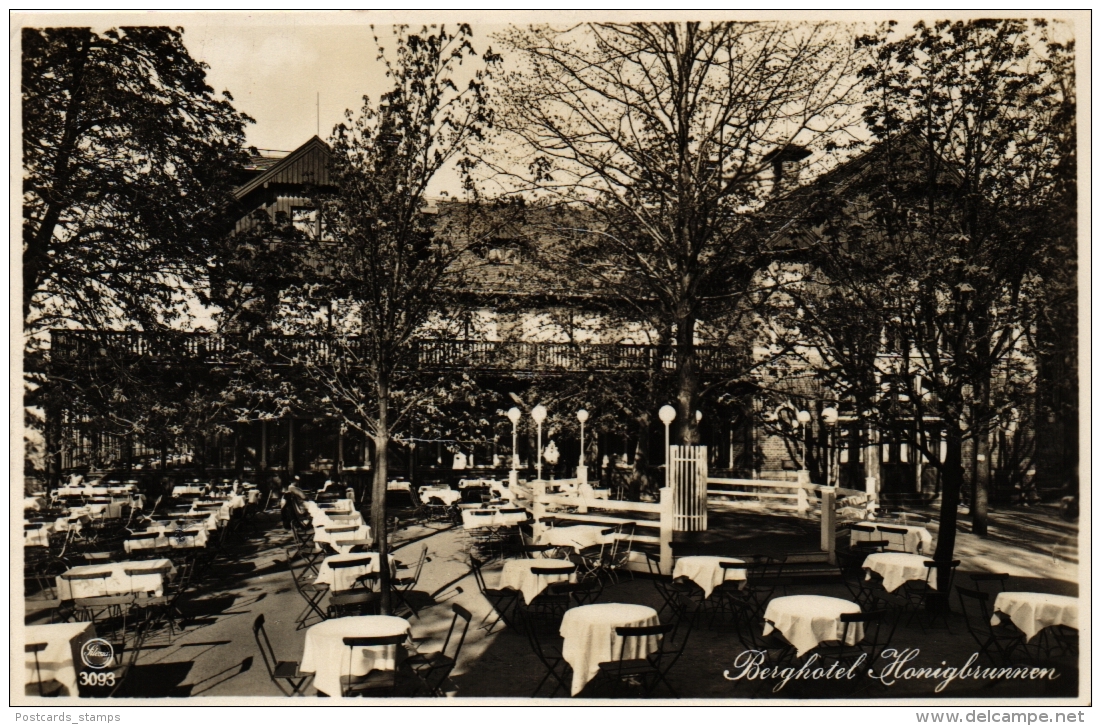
10 10 1089 709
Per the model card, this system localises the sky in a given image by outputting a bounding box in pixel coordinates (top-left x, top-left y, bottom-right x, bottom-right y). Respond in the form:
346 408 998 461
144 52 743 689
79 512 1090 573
180 17 499 198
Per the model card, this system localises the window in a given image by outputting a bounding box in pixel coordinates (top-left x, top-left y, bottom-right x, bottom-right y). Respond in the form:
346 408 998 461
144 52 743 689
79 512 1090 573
292 207 320 239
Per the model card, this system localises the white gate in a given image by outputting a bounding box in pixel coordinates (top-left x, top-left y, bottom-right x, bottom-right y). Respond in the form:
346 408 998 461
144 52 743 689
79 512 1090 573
670 445 708 531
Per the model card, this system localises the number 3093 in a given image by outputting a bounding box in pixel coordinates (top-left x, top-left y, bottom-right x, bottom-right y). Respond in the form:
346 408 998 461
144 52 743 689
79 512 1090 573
78 671 116 687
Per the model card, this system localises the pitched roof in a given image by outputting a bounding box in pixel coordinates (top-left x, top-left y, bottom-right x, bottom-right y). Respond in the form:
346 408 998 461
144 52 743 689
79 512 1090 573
233 136 333 199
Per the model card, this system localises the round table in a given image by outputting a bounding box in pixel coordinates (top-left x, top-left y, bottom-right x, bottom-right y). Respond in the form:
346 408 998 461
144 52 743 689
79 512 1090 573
763 595 863 657
315 553 396 592
419 487 461 506
498 558 577 604
672 556 746 599
862 552 933 593
852 523 933 554
299 615 410 697
461 508 529 530
991 592 1079 642
537 525 615 552
560 603 660 696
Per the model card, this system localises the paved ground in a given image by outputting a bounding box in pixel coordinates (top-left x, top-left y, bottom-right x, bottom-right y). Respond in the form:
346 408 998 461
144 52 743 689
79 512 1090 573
24 503 1080 701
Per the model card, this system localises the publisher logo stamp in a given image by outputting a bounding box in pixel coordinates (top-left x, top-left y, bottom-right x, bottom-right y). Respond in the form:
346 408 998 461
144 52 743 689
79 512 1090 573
80 638 115 670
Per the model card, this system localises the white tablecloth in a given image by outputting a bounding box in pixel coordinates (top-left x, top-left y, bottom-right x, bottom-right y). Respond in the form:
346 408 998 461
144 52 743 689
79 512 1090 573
315 553 395 591
25 622 97 696
172 485 207 497
853 524 933 554
314 520 372 550
123 524 208 553
863 553 935 593
991 592 1079 642
498 559 577 604
418 487 461 506
560 603 661 696
672 556 746 599
461 508 528 530
25 524 52 548
763 595 863 657
299 615 410 697
306 500 357 525
191 495 244 522
25 496 44 510
53 514 88 534
57 559 176 600
537 525 615 552
175 511 221 530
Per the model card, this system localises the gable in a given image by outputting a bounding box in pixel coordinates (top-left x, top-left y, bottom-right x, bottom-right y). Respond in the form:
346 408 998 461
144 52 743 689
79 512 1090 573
233 136 333 200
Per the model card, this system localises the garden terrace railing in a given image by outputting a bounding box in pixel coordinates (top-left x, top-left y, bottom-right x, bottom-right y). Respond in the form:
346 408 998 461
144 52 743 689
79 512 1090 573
50 331 746 375
527 479 675 575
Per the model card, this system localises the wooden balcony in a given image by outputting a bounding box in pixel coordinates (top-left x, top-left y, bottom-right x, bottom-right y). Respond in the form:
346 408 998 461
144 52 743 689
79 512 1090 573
49 330 745 375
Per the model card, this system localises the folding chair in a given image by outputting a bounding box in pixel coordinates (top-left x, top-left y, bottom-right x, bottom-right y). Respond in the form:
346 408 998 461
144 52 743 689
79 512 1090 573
520 564 577 629
592 622 672 697
286 546 328 630
902 559 959 630
520 543 556 559
339 634 408 697
603 522 637 583
515 603 572 697
391 545 429 618
252 614 311 695
326 556 378 593
470 556 519 632
850 523 878 545
877 525 910 553
644 553 703 622
407 604 472 696
956 587 1025 667
814 609 890 673
25 643 63 697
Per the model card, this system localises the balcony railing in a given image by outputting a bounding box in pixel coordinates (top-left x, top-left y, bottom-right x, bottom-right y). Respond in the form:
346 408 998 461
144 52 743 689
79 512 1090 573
49 330 745 375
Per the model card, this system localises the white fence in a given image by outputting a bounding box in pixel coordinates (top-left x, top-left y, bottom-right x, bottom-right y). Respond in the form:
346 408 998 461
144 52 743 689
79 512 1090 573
528 479 675 575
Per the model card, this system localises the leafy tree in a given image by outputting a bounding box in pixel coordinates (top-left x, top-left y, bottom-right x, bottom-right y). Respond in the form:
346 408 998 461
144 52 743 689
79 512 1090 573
22 26 252 333
262 25 500 612
793 19 1074 582
492 21 864 447
23 26 252 486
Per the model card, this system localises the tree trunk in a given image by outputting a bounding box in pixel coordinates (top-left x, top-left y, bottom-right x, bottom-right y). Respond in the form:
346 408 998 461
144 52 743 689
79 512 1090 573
631 411 653 500
673 311 699 444
44 402 62 491
372 378 392 615
971 376 991 537
933 423 964 596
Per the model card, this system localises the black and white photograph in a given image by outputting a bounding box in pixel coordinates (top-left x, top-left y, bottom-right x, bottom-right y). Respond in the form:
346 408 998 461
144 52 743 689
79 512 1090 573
12 10 1088 708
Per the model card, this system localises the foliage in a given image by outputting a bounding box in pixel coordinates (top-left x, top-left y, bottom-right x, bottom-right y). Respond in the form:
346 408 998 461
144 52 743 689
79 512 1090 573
22 26 252 336
492 21 866 445
776 19 1075 571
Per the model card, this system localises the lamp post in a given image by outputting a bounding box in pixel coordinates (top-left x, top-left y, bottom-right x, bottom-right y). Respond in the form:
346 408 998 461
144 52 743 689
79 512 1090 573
576 409 589 484
822 406 839 487
532 405 547 481
796 410 812 469
507 407 521 485
659 405 676 490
